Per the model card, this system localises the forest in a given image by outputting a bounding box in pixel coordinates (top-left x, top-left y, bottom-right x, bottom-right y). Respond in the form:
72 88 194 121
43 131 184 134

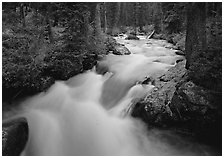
2 2 222 156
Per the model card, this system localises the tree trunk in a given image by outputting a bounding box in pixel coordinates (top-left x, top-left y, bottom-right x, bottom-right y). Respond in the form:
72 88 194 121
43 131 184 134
94 3 101 36
20 3 25 27
46 15 53 43
112 2 121 35
185 2 206 69
46 5 53 43
134 3 138 35
159 3 164 33
104 2 107 33
123 3 128 26
138 3 144 32
83 11 90 43
53 15 58 27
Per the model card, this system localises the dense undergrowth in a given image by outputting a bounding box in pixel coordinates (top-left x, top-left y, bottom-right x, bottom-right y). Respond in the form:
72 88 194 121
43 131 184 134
188 16 222 91
2 10 117 102
152 16 222 92
2 7 221 104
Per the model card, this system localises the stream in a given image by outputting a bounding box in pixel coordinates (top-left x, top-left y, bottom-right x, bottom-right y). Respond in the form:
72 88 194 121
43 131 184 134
4 35 215 155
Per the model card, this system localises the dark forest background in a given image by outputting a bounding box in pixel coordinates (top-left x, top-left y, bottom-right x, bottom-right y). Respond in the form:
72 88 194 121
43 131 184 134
2 2 222 102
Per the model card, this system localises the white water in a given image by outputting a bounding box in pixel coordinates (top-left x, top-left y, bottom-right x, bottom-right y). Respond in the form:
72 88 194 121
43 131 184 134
5 36 212 155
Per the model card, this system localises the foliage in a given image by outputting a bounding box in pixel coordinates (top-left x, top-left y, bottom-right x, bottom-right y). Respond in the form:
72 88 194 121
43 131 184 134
43 50 84 80
2 2 117 102
162 3 186 34
2 2 222 101
186 2 222 91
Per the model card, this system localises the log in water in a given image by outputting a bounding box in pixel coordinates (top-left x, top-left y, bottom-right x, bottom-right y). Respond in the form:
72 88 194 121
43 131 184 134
4 36 213 156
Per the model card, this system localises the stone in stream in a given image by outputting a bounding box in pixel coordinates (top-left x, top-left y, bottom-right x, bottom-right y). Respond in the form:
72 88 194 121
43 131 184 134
165 45 178 50
2 117 28 156
95 61 110 75
174 50 185 56
131 61 187 126
125 34 140 40
113 45 131 55
131 58 221 152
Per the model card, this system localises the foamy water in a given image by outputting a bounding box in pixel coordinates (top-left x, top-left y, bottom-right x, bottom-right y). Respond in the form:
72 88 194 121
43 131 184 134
4 35 214 155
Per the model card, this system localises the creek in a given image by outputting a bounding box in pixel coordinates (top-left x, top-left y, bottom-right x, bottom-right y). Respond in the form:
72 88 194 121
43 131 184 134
4 35 213 155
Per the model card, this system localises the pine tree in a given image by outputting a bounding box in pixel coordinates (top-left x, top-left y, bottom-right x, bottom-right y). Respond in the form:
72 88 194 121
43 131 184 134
185 2 206 69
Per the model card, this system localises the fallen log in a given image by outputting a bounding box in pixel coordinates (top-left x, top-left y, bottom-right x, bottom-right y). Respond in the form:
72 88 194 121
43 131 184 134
146 30 155 39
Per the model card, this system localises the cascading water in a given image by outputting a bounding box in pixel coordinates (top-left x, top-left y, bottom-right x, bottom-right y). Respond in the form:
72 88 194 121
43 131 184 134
4 36 214 156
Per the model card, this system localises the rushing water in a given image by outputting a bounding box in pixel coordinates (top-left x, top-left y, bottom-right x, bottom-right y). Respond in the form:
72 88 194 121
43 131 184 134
4 35 214 155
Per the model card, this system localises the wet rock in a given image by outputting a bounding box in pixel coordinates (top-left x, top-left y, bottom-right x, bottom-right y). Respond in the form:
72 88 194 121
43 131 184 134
118 34 125 38
170 81 221 117
138 32 145 36
2 117 28 156
141 77 153 85
113 45 131 55
176 59 184 63
158 60 187 83
175 50 185 56
165 45 178 50
152 33 164 40
169 81 222 147
96 61 109 75
132 99 173 127
131 61 187 126
131 58 221 149
125 34 140 40
96 54 105 60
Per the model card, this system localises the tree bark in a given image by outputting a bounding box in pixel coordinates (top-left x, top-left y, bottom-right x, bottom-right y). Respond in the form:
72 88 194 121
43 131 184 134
94 3 101 36
106 3 114 35
112 2 121 35
83 11 90 43
20 3 26 27
104 2 107 33
185 2 206 69
134 3 138 35
46 5 53 43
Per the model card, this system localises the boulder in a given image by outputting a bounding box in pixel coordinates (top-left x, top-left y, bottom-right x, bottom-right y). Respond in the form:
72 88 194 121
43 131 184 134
96 61 110 75
175 50 185 56
2 117 29 156
131 61 187 126
131 57 221 150
96 54 105 61
165 45 178 50
152 33 164 40
170 81 222 118
113 45 131 55
125 34 140 40
169 81 222 147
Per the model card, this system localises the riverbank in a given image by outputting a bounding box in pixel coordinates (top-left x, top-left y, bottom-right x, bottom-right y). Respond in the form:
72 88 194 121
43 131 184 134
2 33 221 156
2 25 126 105
129 37 221 153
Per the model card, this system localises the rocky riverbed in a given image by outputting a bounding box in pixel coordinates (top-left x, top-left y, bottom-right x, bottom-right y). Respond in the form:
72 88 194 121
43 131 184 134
114 35 221 153
2 35 221 155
